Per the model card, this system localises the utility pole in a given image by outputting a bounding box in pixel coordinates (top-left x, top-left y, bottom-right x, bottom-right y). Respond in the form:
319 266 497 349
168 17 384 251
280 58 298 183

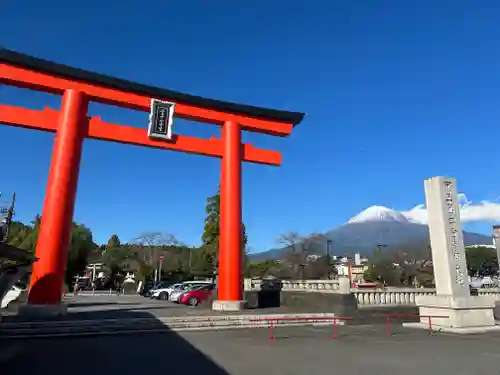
326 239 332 258
326 239 333 279
188 248 192 272
158 255 164 282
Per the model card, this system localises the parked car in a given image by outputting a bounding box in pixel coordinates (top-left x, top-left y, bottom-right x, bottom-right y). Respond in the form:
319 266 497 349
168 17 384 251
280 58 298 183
142 280 176 297
1 284 25 308
151 280 212 300
170 283 211 302
179 284 215 306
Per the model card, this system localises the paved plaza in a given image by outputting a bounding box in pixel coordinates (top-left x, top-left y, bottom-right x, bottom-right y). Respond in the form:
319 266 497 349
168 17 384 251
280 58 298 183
2 324 500 375
3 295 500 374
2 293 299 322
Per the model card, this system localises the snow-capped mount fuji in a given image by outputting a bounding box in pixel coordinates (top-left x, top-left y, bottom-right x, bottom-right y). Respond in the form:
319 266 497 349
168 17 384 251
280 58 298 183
347 206 411 224
250 205 492 260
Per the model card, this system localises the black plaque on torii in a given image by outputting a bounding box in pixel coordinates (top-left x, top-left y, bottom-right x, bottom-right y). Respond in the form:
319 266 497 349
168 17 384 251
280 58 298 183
148 99 175 141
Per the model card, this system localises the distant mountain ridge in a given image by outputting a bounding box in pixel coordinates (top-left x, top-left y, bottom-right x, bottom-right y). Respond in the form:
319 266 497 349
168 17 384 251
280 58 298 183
250 206 492 261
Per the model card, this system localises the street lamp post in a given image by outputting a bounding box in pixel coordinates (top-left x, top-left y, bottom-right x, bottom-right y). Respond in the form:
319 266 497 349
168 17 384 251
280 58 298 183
158 255 164 282
326 239 333 279
326 240 332 258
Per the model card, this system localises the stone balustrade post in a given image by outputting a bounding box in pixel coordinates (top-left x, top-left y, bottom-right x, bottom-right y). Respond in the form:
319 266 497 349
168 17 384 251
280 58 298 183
338 277 351 294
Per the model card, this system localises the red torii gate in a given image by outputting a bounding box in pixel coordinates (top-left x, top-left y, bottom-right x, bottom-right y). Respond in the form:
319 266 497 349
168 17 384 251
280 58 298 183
0 49 304 311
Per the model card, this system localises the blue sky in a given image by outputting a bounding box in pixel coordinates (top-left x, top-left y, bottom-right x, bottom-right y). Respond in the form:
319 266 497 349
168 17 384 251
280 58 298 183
2 0 500 252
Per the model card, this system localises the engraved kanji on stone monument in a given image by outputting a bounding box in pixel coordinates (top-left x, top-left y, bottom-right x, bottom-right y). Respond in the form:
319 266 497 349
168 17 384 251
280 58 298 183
424 177 470 297
443 180 467 286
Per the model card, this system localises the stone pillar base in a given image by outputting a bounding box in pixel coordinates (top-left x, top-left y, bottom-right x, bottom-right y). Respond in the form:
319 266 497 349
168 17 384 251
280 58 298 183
18 303 68 317
403 295 500 334
212 300 247 312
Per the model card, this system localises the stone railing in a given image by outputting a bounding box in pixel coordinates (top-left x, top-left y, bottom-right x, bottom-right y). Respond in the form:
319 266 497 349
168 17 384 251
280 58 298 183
245 279 340 292
353 288 500 307
478 288 500 301
353 288 436 307
245 279 500 307
282 280 340 292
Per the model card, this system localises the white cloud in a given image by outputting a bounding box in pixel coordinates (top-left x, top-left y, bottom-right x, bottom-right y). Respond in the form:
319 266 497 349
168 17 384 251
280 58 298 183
402 193 500 224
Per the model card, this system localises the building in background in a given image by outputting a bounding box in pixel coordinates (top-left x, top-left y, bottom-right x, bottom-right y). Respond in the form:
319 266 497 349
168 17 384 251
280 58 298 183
334 253 369 283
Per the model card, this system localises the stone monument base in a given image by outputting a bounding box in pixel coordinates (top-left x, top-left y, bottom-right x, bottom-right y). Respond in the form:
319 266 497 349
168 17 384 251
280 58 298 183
403 295 500 334
18 303 68 317
212 300 247 312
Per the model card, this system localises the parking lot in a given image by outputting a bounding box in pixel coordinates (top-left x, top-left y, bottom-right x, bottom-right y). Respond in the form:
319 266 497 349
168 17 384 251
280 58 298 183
3 293 303 323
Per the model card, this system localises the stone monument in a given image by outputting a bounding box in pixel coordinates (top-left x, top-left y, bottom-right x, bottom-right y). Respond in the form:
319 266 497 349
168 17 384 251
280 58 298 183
405 177 498 333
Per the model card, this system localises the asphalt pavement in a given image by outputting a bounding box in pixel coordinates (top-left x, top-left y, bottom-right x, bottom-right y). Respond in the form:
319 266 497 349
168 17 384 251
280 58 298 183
3 294 500 374
2 324 500 375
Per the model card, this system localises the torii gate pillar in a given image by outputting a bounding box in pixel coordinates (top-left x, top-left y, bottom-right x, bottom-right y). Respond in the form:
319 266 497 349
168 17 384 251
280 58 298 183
213 120 244 311
28 90 88 306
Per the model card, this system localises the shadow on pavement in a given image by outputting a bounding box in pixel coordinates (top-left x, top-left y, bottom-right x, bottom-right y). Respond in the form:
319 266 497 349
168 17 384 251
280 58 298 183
64 299 169 308
1 305 195 322
1 309 231 375
65 301 128 307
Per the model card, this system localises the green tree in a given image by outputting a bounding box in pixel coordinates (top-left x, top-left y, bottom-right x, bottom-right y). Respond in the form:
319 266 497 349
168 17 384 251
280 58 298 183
245 259 280 277
107 234 121 249
7 216 98 285
363 248 400 285
201 187 248 271
65 223 97 285
202 188 221 251
305 255 335 279
466 246 498 276
189 247 215 276
7 221 34 249
102 245 135 274
17 215 41 253
415 262 434 287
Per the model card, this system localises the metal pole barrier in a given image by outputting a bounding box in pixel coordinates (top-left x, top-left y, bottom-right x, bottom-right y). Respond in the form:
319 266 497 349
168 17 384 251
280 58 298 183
332 318 337 338
428 316 433 336
385 315 392 337
268 320 275 341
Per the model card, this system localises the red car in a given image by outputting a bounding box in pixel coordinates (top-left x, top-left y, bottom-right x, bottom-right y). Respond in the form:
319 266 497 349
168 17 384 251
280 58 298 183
179 284 215 306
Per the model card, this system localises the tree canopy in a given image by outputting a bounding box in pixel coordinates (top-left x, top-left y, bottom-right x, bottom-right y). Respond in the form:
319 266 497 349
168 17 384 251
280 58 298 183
201 186 248 273
7 216 97 285
362 244 500 287
465 246 498 276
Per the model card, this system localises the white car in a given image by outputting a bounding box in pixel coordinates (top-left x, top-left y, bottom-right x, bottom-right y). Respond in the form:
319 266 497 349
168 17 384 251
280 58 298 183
1 285 24 308
151 280 212 300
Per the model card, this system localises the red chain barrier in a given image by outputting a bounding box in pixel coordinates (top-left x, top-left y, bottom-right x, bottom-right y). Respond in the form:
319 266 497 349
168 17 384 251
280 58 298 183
251 316 354 341
384 314 449 336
